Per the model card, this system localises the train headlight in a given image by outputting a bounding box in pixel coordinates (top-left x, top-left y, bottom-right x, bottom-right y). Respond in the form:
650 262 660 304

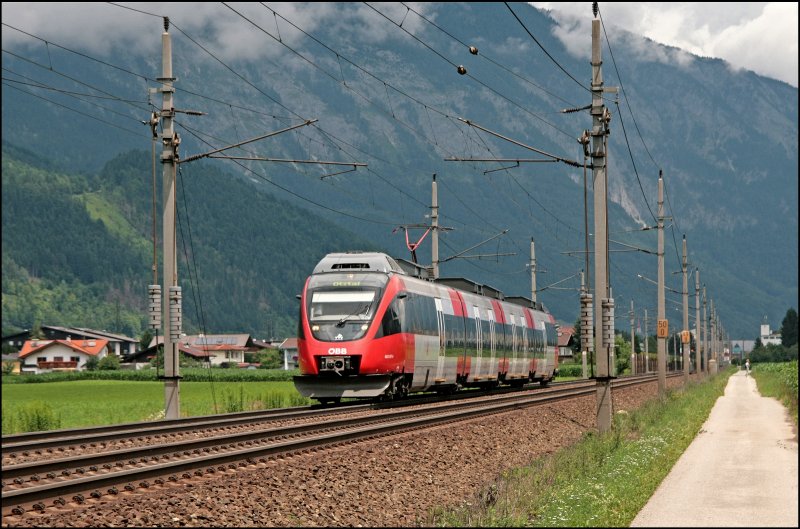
312 325 319 332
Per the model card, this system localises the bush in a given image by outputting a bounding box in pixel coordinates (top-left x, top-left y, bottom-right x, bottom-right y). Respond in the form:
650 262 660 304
84 356 99 371
557 364 584 377
98 355 121 370
2 361 16 375
7 401 62 433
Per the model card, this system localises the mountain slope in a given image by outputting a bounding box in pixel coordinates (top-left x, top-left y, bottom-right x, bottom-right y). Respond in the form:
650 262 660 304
1 145 378 337
1 2 796 337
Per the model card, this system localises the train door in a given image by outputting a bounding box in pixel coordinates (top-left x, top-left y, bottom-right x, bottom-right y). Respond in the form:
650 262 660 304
522 322 530 377
473 305 482 379
435 297 445 381
509 314 518 375
539 321 547 373
487 307 496 378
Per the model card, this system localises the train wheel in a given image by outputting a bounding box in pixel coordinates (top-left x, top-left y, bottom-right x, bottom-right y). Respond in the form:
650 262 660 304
539 377 551 388
397 378 409 399
380 376 404 401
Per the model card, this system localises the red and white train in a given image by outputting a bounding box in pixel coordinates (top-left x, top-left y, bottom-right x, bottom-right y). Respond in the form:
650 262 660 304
293 252 559 403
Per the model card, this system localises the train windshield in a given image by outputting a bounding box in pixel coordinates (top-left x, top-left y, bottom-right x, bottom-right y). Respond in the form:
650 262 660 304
310 291 376 322
306 273 388 342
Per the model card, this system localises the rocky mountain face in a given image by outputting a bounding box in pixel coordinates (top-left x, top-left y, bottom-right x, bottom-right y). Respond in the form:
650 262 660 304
2 2 796 338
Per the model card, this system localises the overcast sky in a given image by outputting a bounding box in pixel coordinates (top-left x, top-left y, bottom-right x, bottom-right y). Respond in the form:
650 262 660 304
2 3 798 88
533 2 798 87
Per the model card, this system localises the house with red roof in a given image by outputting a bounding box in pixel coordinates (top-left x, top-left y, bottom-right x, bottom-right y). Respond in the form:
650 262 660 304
142 334 254 366
557 326 577 361
18 337 110 374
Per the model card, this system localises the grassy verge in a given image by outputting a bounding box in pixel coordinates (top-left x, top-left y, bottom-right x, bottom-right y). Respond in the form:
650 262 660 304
1 380 312 434
429 369 735 527
2 367 299 384
751 360 798 426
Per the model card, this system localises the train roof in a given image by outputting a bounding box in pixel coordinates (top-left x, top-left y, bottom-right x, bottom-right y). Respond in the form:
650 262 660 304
313 252 406 275
313 252 549 313
504 295 546 312
435 277 503 301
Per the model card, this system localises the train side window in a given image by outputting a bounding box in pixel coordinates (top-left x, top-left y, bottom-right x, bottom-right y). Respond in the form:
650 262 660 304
405 293 419 334
378 295 404 337
545 322 558 347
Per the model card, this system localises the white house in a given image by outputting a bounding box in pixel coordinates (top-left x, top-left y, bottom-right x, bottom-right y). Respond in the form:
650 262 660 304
278 338 299 370
760 317 782 346
18 338 110 374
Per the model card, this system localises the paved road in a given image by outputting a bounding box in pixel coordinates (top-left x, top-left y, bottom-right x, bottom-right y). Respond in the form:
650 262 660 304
631 370 798 527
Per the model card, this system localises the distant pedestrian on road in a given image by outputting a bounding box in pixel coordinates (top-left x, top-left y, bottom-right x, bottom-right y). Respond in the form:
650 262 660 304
745 358 751 376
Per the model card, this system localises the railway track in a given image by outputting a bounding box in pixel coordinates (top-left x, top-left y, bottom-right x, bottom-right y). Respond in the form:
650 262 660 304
1 373 670 516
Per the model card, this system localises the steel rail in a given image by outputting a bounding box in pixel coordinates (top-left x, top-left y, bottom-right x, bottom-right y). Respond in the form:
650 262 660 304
2 374 670 512
1 401 371 454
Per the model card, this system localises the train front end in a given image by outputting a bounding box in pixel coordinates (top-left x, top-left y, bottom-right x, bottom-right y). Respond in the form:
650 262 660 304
293 252 407 402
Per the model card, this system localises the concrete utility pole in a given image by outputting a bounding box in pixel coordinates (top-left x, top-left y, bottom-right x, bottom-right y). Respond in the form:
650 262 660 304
682 235 690 383
630 300 636 375
695 269 701 376
159 17 181 420
703 285 717 375
644 308 649 373
530 238 537 303
657 172 667 395
711 300 717 368
580 271 592 379
590 8 616 433
431 174 439 280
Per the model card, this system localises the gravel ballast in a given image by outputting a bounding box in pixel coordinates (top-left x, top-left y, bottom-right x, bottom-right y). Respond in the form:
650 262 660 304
3 378 686 527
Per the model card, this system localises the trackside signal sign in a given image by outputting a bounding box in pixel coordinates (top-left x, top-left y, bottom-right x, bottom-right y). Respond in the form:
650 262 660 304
657 319 669 338
681 330 691 344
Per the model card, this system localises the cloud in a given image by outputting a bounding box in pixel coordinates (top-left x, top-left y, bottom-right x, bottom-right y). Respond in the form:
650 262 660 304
1 2 435 64
532 2 798 87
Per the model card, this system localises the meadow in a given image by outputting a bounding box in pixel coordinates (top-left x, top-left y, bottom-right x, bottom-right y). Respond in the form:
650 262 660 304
1 379 311 434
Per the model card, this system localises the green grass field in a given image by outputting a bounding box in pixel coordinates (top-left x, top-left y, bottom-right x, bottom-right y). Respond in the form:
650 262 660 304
1 380 311 434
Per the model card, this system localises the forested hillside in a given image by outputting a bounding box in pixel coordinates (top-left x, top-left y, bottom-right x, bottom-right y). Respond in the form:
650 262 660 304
1 144 379 338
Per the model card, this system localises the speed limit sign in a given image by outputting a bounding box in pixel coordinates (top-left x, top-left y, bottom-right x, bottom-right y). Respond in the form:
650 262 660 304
681 330 691 344
657 319 669 338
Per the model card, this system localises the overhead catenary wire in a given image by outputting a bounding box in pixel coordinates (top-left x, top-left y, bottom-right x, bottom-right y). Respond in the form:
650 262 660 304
363 2 578 142
6 4 435 231
233 3 573 245
399 2 578 109
5 4 727 331
175 163 220 413
2 81 143 136
11 4 579 285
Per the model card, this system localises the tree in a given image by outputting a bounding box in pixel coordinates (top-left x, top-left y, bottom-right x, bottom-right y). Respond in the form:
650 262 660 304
139 329 154 352
571 318 582 355
780 308 798 348
31 320 45 339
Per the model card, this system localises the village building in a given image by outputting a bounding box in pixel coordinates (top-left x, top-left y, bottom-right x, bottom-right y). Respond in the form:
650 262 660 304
557 325 576 361
18 337 110 374
2 325 137 357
